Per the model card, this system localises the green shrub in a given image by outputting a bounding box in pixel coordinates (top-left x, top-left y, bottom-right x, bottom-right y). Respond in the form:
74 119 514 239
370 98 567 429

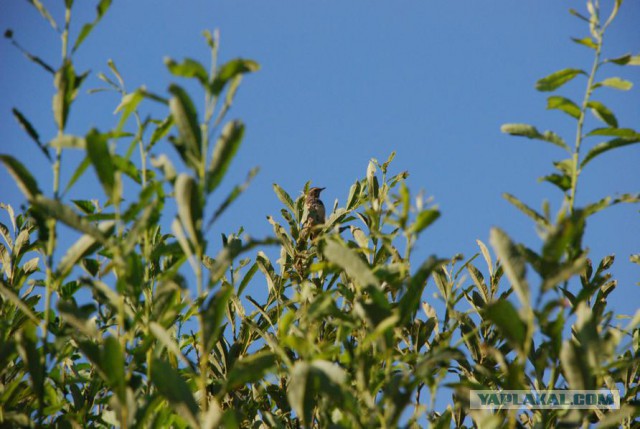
1 0 638 427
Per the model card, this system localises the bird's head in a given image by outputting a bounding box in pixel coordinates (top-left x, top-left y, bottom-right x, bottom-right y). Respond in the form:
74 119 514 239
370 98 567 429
308 187 325 199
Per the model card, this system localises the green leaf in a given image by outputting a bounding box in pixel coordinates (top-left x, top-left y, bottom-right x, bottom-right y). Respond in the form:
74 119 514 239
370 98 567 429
503 193 549 226
205 120 244 194
63 156 91 196
175 174 203 246
112 155 141 184
586 127 639 138
165 57 208 85
11 108 51 161
542 211 585 262
409 209 440 234
569 8 590 22
0 155 41 200
0 222 11 248
560 340 594 390
57 221 114 277
225 351 277 391
538 173 571 192
202 284 233 354
571 37 597 49
0 281 39 323
501 123 569 151
149 322 191 367
150 359 199 428
210 58 260 96
593 77 633 91
484 300 528 352
535 68 585 92
350 226 369 250
287 360 347 427
114 89 144 129
287 362 314 426
346 181 361 210
206 167 259 230
26 0 59 32
606 54 632 65
86 129 116 200
102 336 126 403
148 116 174 151
490 228 529 305
52 60 77 130
16 320 44 402
628 55 640 66
581 137 640 167
323 239 380 290
31 195 108 243
71 0 112 53
541 253 588 292
71 200 97 214
398 257 443 324
546 96 581 119
586 100 618 127
50 134 87 149
273 183 296 215
168 84 201 166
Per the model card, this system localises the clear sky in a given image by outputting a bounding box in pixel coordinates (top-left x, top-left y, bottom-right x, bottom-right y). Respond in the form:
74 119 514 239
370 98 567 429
1 0 639 319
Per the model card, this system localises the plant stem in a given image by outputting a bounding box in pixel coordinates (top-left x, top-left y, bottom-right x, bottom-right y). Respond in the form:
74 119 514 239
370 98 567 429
570 25 602 215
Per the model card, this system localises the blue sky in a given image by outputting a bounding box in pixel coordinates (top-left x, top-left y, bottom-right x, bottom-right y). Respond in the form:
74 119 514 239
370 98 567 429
1 0 639 324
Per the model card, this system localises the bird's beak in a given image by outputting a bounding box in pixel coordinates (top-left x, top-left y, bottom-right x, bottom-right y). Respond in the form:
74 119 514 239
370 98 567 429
319 187 326 193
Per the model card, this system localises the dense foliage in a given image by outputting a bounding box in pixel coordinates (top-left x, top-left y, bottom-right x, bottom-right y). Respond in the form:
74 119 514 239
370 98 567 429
1 0 639 427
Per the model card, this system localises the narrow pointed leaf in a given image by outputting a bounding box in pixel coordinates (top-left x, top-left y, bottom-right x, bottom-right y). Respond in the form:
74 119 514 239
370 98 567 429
0 281 39 323
169 84 201 163
581 137 640 167
206 120 244 194
102 336 126 402
63 156 91 196
50 134 87 149
11 108 51 161
26 0 59 31
0 155 41 200
503 193 549 226
535 68 585 92
149 322 191 367
501 123 568 151
586 127 639 138
409 209 440 234
490 228 529 304
53 60 76 130
587 101 618 127
150 358 199 428
593 77 633 91
210 58 260 95
323 239 379 290
225 351 277 391
207 167 259 230
538 174 571 192
546 96 581 119
31 195 108 243
71 0 112 53
57 221 115 277
273 183 296 214
202 284 233 353
86 129 116 200
571 37 597 49
165 57 208 85
175 174 203 246
484 300 527 352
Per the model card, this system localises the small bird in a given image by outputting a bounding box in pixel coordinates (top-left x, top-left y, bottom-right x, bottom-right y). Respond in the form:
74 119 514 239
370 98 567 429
302 187 326 240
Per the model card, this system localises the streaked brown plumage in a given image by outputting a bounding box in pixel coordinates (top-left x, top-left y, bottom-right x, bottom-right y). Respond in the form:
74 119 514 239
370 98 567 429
301 187 325 240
